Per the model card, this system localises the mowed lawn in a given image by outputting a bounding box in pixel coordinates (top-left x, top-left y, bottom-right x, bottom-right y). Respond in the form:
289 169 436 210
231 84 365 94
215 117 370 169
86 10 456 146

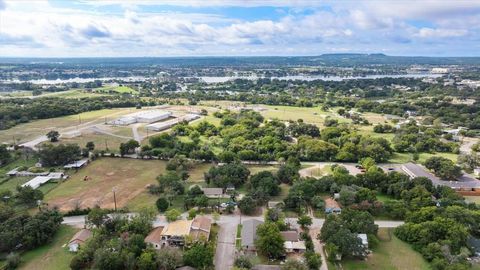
18 225 78 270
45 158 167 211
342 228 431 270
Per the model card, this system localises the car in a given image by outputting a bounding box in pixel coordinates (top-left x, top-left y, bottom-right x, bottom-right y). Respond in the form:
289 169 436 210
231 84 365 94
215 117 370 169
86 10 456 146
388 167 395 171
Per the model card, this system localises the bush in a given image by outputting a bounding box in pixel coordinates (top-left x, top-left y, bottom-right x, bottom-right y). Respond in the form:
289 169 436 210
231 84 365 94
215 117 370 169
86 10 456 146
156 198 169 212
234 255 253 269
6 252 20 270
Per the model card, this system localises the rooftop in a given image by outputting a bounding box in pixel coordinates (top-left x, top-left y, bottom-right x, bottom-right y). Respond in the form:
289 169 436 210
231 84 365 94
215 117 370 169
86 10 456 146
280 231 299 242
241 219 263 247
161 220 193 237
69 229 92 245
145 226 165 244
201 187 223 196
325 198 341 209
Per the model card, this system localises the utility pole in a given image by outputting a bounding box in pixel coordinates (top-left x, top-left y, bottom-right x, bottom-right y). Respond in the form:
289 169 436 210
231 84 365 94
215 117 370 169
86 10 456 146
112 188 117 212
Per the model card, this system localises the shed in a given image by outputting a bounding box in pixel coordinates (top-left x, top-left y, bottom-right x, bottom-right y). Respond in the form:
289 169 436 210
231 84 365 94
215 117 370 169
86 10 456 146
284 240 306 253
325 198 341 214
64 159 89 169
68 229 92 252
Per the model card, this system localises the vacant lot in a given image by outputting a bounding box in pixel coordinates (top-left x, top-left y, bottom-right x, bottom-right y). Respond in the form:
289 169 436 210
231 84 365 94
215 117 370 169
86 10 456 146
18 225 78 270
0 108 134 145
341 228 430 270
45 158 167 211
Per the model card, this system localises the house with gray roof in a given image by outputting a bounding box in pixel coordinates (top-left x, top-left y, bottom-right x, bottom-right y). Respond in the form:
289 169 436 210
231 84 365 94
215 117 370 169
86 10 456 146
241 219 264 251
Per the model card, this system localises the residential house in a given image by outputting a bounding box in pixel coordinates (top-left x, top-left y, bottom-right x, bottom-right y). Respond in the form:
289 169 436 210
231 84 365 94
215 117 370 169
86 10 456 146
325 198 341 214
241 219 264 251
68 229 92 252
201 187 224 198
151 216 212 248
144 226 165 249
281 230 306 254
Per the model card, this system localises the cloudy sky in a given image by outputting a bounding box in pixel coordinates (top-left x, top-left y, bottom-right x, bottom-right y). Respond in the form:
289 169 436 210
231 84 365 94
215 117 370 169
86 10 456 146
1 0 480 57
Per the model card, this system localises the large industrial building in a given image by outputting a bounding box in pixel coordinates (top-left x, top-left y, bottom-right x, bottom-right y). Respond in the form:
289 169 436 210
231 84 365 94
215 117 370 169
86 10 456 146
109 110 172 125
145 114 200 131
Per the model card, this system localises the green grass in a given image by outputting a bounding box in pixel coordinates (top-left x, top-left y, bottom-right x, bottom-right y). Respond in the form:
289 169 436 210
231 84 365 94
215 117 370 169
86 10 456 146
389 152 458 164
18 225 78 270
236 224 242 249
95 86 138 94
261 105 343 127
341 228 431 270
464 196 480 205
40 89 107 99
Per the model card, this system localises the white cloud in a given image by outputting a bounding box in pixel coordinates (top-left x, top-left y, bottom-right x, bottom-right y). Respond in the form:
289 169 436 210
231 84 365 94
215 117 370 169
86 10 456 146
0 0 479 56
415 28 468 38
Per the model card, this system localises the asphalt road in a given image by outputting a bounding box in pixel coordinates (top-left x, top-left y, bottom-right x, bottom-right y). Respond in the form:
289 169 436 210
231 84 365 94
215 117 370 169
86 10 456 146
214 220 237 270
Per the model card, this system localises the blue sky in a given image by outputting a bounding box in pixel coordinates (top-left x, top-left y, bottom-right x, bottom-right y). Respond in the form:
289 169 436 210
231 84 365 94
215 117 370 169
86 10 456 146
0 0 479 57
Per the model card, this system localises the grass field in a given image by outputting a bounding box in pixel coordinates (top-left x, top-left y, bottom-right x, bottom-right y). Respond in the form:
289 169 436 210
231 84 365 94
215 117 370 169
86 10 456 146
95 86 138 94
40 89 108 99
260 105 344 127
464 196 480 204
389 152 458 164
45 158 167 211
18 225 78 270
49 131 129 153
341 228 431 270
0 108 137 145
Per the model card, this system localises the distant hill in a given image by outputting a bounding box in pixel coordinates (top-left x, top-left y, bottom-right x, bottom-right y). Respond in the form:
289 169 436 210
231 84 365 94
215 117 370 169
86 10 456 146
1 54 480 67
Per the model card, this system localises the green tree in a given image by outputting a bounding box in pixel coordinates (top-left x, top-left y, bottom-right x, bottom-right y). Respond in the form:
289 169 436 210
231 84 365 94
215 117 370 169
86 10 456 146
157 248 182 270
256 222 285 260
87 205 108 228
238 196 256 215
250 171 280 196
183 242 214 269
86 141 95 151
156 197 169 212
46 130 60 142
165 209 181 222
297 215 313 230
137 251 158 270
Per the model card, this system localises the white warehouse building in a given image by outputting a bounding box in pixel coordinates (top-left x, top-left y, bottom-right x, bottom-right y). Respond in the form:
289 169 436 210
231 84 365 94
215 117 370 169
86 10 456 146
131 110 172 123
109 110 172 125
146 114 201 131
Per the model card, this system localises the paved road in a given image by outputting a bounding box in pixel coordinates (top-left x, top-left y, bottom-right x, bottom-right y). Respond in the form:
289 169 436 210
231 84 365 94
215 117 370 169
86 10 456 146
214 220 237 270
309 228 328 270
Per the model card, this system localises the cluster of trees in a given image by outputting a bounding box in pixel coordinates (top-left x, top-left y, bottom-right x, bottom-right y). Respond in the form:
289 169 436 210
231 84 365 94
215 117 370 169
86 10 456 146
373 123 395 133
38 143 81 166
237 158 300 215
119 139 140 156
205 163 250 189
395 205 479 269
283 159 479 268
142 110 394 163
142 131 216 161
393 122 458 153
424 156 462 180
0 144 11 165
320 209 377 260
0 206 63 257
